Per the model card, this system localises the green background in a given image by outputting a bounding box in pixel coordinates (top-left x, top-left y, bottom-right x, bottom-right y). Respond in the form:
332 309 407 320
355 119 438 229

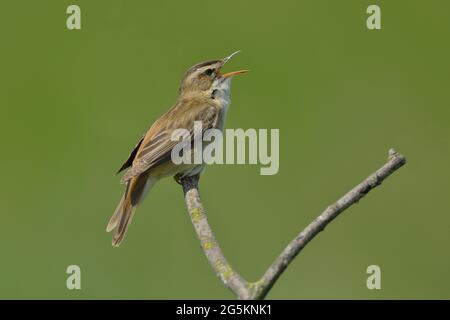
1 0 449 299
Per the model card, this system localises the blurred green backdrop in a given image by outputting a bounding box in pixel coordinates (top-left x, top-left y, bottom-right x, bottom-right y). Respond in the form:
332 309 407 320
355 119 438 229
1 0 449 299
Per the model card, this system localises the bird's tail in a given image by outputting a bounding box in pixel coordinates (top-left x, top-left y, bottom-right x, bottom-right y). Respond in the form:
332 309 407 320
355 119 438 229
106 175 154 247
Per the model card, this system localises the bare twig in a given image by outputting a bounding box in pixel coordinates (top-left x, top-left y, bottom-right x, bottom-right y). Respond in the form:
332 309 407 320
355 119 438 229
180 149 406 299
181 177 250 299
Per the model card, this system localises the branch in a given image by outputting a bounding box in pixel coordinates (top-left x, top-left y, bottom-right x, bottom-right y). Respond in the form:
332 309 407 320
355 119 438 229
180 148 406 300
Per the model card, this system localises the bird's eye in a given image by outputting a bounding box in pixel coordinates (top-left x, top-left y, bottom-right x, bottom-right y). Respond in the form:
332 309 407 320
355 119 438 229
204 69 214 76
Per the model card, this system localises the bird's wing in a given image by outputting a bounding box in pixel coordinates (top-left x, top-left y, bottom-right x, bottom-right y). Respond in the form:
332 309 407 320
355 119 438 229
116 133 145 174
120 102 219 183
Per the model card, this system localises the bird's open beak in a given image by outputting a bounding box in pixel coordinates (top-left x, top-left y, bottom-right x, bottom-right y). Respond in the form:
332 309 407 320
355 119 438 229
220 51 249 78
222 51 240 64
222 70 249 78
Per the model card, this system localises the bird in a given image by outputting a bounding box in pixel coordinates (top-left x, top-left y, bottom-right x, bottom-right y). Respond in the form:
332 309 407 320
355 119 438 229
107 51 248 247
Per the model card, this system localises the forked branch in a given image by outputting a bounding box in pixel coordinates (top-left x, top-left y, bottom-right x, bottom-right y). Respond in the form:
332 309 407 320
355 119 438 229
180 149 406 299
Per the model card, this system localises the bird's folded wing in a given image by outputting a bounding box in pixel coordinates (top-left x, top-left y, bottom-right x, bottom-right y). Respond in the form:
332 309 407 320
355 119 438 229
116 133 145 174
120 104 219 183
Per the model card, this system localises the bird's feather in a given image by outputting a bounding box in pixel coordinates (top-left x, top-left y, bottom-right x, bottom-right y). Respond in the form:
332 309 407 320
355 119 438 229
119 97 220 183
109 174 155 247
116 134 145 174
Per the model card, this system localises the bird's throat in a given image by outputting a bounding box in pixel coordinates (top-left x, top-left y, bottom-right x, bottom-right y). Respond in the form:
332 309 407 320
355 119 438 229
212 77 232 105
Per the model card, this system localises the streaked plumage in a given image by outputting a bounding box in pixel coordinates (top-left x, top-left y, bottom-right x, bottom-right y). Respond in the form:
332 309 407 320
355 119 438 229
107 52 247 246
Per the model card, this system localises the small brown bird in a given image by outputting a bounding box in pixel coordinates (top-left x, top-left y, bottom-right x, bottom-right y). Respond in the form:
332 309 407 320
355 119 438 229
107 51 247 246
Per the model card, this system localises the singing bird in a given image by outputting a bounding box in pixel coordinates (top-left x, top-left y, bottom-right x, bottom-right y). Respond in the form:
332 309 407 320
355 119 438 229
107 51 248 246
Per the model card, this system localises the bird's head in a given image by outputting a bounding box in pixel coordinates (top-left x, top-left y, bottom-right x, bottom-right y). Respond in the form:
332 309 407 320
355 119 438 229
179 51 248 97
